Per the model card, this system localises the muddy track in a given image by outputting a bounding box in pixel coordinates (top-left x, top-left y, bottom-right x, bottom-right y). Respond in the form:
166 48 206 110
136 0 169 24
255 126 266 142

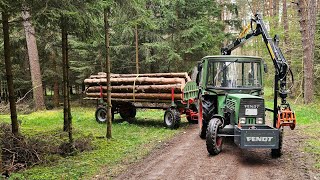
114 125 318 180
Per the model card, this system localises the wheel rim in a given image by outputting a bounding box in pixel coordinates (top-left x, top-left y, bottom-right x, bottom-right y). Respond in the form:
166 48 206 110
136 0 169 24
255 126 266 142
97 109 107 122
165 112 173 126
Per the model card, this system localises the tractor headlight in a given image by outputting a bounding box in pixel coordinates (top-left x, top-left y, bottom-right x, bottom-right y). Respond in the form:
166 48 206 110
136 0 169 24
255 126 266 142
239 118 246 124
257 118 263 124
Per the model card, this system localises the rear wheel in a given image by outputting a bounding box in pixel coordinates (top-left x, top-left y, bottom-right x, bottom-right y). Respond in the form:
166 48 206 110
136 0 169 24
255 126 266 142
199 96 215 139
164 108 181 129
206 118 223 155
271 129 283 158
95 106 114 123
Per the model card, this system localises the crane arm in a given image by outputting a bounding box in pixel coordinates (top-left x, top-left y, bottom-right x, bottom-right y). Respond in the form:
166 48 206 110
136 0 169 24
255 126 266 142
221 14 296 130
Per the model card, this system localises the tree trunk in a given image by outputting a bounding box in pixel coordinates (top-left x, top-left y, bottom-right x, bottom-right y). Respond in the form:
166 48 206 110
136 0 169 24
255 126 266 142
104 8 112 139
283 0 290 55
272 0 277 28
297 0 316 104
306 0 316 103
269 0 273 17
51 51 59 108
21 7 45 110
61 16 73 147
2 12 19 135
135 24 139 74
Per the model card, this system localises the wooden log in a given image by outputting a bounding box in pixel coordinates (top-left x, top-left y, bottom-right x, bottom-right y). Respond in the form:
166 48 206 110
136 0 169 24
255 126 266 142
86 84 183 93
86 92 182 100
93 72 189 79
84 77 185 85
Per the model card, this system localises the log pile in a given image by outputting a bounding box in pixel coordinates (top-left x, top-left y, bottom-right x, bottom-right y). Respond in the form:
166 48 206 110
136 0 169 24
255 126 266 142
84 72 191 101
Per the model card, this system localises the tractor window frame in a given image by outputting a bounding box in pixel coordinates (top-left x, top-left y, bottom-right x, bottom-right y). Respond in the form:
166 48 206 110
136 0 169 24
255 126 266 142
206 59 263 90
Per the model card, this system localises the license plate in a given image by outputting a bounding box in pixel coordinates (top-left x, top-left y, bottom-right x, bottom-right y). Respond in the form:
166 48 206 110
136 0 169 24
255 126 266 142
245 108 257 115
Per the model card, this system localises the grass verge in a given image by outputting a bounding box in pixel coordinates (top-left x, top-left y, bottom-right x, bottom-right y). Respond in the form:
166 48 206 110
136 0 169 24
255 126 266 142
0 108 185 179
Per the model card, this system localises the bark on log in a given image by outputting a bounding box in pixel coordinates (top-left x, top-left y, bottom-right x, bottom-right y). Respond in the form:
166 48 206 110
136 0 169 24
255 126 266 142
94 72 188 78
86 84 182 93
84 77 185 85
86 92 182 100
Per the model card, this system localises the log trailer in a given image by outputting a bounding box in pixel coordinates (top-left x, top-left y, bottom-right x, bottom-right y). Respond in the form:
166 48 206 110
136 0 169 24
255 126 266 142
182 14 296 157
84 72 199 129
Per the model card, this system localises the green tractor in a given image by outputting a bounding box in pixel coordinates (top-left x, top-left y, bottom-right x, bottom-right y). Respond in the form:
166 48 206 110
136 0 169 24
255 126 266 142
184 55 295 157
183 14 296 157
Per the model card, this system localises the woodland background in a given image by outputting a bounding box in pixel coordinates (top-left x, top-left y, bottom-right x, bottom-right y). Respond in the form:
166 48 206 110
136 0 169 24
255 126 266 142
0 0 320 178
0 0 318 112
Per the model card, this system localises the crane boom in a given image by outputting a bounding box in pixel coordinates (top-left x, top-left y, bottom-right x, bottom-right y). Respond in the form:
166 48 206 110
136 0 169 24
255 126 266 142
221 14 296 130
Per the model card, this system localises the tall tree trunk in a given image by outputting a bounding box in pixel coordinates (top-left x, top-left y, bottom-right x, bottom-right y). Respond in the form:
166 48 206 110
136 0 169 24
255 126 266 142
51 51 59 107
2 12 19 135
104 8 112 139
269 0 273 17
272 0 278 28
61 16 73 144
135 24 139 74
297 0 316 104
306 0 316 103
283 0 290 56
21 7 45 110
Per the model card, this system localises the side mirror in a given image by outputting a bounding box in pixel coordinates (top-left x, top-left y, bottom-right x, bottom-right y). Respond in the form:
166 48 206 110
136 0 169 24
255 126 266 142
264 63 268 73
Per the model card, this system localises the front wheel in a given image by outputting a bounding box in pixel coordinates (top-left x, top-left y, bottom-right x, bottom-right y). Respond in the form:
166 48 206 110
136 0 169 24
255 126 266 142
206 118 223 155
271 129 283 158
164 108 181 129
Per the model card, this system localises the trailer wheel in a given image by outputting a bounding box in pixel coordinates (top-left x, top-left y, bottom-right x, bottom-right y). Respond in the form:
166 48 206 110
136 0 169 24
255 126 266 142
119 103 136 123
95 106 114 123
164 108 180 129
206 118 223 155
271 129 283 158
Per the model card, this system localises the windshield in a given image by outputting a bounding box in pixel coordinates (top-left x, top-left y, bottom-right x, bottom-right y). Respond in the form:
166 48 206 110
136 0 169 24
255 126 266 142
207 60 262 89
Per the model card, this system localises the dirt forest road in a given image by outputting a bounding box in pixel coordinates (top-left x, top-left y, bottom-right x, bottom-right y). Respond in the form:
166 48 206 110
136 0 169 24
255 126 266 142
115 125 319 180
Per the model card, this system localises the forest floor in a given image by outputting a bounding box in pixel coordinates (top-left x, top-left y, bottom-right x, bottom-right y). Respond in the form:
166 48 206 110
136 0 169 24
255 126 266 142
1 100 319 179
110 124 320 180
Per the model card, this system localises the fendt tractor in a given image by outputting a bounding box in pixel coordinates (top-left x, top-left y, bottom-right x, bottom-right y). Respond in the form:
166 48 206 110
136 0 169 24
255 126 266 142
183 14 296 157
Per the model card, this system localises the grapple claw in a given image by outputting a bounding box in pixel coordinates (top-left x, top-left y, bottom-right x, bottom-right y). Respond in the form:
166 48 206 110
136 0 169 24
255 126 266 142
277 107 296 130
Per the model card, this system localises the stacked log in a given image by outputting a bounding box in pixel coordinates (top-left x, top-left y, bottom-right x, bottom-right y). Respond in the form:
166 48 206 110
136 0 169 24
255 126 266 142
84 72 191 101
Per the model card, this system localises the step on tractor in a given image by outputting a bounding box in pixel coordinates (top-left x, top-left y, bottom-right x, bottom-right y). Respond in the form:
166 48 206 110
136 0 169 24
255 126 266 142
183 14 296 157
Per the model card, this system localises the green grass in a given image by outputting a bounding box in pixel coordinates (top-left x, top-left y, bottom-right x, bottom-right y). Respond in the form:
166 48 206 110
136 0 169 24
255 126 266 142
0 108 184 179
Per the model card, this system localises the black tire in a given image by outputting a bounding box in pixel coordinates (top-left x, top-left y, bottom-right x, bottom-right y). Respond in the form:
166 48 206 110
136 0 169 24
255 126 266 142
206 118 223 155
119 103 136 123
271 129 283 158
164 108 181 129
199 96 215 139
95 106 114 123
199 121 207 139
202 96 215 122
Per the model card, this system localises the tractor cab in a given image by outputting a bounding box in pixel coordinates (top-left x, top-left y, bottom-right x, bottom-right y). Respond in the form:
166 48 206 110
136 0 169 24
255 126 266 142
197 56 264 95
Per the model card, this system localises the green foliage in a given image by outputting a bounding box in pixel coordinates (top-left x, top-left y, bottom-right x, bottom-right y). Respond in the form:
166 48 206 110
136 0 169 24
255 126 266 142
0 108 181 179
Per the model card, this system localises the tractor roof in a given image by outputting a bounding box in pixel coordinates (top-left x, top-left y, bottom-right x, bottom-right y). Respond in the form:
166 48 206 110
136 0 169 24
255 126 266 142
202 55 263 61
